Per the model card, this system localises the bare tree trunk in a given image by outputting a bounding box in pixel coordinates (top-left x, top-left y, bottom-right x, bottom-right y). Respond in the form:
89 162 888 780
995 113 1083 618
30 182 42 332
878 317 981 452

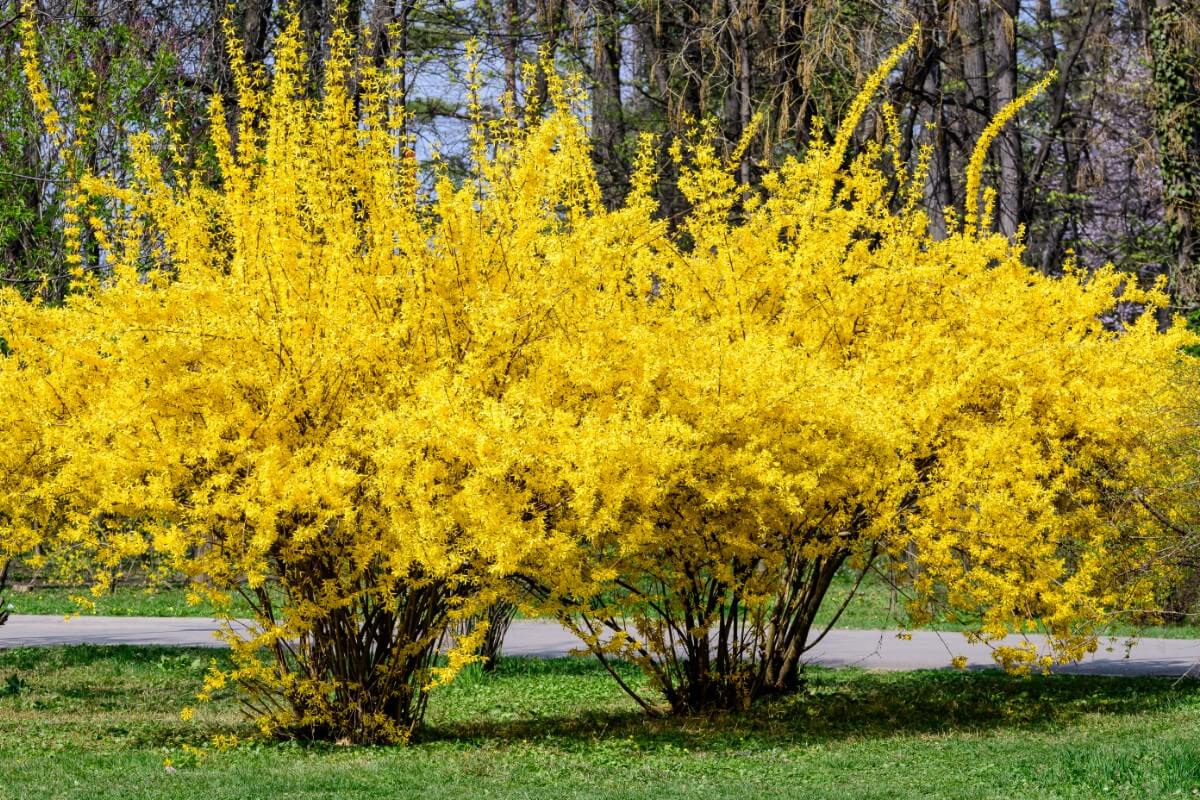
777 0 813 144
917 10 952 239
991 0 1024 237
590 0 627 206
1027 0 1104 274
0 558 10 627
1149 0 1200 308
242 0 273 65
958 0 992 143
727 0 754 187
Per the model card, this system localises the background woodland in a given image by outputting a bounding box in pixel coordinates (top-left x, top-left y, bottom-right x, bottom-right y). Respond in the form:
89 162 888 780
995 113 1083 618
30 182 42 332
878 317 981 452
1 0 1197 309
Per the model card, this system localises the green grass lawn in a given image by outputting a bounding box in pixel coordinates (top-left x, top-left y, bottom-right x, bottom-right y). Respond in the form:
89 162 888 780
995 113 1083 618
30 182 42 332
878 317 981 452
11 569 1200 640
813 570 1200 640
1 645 1200 799
3 585 256 618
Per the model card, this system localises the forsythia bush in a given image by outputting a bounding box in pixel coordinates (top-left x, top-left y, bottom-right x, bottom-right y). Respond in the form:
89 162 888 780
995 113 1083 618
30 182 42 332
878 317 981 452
514 45 1194 712
0 15 1191 735
4 16 623 742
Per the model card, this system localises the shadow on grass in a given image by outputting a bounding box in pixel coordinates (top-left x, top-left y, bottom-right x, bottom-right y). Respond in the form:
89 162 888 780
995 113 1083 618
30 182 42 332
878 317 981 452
5 646 1198 754
420 656 1200 750
0 644 231 671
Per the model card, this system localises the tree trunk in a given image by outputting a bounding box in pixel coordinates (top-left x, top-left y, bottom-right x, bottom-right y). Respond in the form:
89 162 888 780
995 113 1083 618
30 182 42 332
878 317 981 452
916 10 952 239
991 0 1024 237
778 0 813 144
958 0 992 143
1149 0 1200 309
242 0 273 65
727 0 754 187
590 0 627 206
0 558 10 626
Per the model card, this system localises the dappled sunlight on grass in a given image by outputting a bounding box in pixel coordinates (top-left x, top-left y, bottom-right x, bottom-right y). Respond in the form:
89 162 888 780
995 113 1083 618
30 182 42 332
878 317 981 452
3 647 1200 799
422 656 1200 749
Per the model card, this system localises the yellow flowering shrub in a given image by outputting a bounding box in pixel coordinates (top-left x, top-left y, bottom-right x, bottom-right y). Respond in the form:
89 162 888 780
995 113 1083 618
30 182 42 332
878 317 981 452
0 13 1191 734
1 16 626 742
517 43 1193 710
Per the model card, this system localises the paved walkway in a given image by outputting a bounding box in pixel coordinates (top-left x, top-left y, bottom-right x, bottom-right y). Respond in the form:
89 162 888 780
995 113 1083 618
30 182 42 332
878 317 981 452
2 615 1198 677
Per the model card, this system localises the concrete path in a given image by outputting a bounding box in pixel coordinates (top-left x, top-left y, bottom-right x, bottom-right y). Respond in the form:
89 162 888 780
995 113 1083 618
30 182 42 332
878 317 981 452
0 615 253 649
3 614 1199 678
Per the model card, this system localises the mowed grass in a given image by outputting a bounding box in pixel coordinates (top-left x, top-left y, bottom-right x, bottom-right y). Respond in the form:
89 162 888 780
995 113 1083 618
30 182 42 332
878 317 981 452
4 585 254 618
1 646 1200 799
